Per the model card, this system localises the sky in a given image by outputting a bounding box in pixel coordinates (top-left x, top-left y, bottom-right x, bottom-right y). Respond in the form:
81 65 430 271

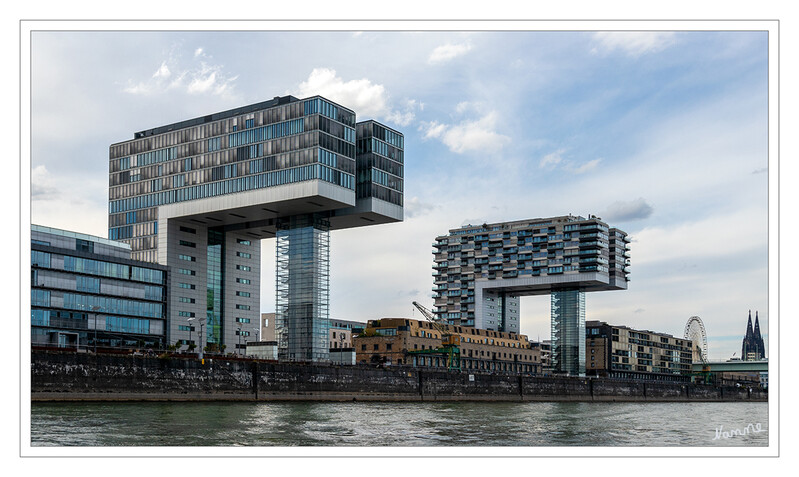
28 28 771 361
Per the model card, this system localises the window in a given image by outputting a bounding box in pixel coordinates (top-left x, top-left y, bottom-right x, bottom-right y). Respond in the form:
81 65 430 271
237 239 251 245
386 344 393 351
236 265 251 271
373 344 379 351
179 226 196 234
236 304 250 310
179 240 196 248
178 254 195 262
178 282 196 289
237 252 251 258
179 297 195 303
236 278 250 284
236 291 251 297
178 311 195 317
235 317 251 324
361 344 366 351
179 269 196 276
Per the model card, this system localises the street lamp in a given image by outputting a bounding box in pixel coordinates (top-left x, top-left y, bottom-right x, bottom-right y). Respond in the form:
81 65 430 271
198 319 205 361
187 317 195 354
90 305 101 353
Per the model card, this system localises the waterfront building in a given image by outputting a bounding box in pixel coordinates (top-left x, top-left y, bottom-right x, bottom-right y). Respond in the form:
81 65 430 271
260 312 276 342
353 318 541 374
330 318 367 349
432 215 629 375
585 320 693 382
108 96 404 362
245 340 278 360
30 225 168 350
742 310 766 361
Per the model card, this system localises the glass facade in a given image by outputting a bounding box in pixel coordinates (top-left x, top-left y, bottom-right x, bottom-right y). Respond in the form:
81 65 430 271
355 121 404 207
551 289 585 376
275 215 330 362
31 226 167 350
108 95 360 263
206 229 224 346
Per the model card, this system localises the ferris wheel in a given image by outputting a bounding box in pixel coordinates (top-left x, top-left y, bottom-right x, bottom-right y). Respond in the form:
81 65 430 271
684 316 708 362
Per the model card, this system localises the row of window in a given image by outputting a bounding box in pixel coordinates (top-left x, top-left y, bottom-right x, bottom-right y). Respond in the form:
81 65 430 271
110 164 355 213
32 251 165 285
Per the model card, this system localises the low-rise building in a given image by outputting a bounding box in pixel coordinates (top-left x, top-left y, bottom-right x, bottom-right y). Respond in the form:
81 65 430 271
245 340 278 360
31 224 168 351
586 320 693 381
353 318 541 374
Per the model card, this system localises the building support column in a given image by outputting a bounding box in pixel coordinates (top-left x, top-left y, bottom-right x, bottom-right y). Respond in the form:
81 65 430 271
551 288 586 376
275 214 330 362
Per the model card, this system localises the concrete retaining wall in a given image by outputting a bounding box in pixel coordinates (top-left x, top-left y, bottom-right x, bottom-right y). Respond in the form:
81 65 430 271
30 351 767 402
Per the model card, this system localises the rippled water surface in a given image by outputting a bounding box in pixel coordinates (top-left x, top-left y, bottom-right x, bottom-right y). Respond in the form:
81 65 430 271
30 401 768 447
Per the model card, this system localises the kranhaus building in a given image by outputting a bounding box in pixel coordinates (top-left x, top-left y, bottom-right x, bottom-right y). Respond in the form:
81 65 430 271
109 95 404 361
432 215 629 375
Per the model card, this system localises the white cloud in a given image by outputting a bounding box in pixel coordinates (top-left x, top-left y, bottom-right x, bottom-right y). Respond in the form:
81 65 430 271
428 42 472 64
567 158 601 174
420 111 510 154
124 57 238 98
539 150 564 169
592 32 677 57
31 165 58 199
539 150 600 174
631 207 765 267
152 61 170 79
293 68 420 126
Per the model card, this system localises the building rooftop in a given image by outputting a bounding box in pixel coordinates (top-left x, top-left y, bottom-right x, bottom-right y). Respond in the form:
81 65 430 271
32 224 131 250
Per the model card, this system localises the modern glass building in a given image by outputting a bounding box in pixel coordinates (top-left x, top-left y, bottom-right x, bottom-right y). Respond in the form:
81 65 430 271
30 225 168 350
432 215 629 375
109 95 403 361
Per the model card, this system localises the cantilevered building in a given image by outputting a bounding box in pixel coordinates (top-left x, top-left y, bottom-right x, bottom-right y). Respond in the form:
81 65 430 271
432 215 629 375
109 96 404 361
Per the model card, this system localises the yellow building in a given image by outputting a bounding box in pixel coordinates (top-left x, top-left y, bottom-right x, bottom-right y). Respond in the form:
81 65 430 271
353 318 541 374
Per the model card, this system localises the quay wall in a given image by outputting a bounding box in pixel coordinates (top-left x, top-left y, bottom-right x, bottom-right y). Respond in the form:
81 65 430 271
30 351 767 402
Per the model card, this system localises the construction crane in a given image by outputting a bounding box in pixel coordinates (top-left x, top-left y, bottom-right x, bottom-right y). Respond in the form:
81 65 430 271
411 301 461 369
693 344 712 385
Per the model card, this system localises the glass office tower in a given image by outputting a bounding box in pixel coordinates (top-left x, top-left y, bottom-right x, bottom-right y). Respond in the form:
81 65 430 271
109 96 403 360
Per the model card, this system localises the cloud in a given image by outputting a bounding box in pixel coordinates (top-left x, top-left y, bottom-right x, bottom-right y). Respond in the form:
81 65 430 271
420 111 510 154
124 55 238 98
428 42 472 64
539 150 564 170
591 32 677 57
31 165 58 199
602 198 654 223
567 158 601 174
631 207 765 267
539 150 600 174
634 308 646 314
404 196 437 218
152 61 170 79
293 68 419 126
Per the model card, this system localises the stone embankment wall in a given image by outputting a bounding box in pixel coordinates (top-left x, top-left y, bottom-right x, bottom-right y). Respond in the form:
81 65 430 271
30 351 767 402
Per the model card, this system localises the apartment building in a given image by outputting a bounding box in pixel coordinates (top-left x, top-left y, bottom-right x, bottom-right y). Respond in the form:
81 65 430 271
585 320 693 382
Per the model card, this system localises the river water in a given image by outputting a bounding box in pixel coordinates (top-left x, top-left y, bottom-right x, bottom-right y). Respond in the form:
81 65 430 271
30 401 768 447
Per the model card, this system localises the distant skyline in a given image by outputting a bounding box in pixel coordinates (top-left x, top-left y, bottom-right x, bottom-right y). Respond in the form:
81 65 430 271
28 26 771 360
